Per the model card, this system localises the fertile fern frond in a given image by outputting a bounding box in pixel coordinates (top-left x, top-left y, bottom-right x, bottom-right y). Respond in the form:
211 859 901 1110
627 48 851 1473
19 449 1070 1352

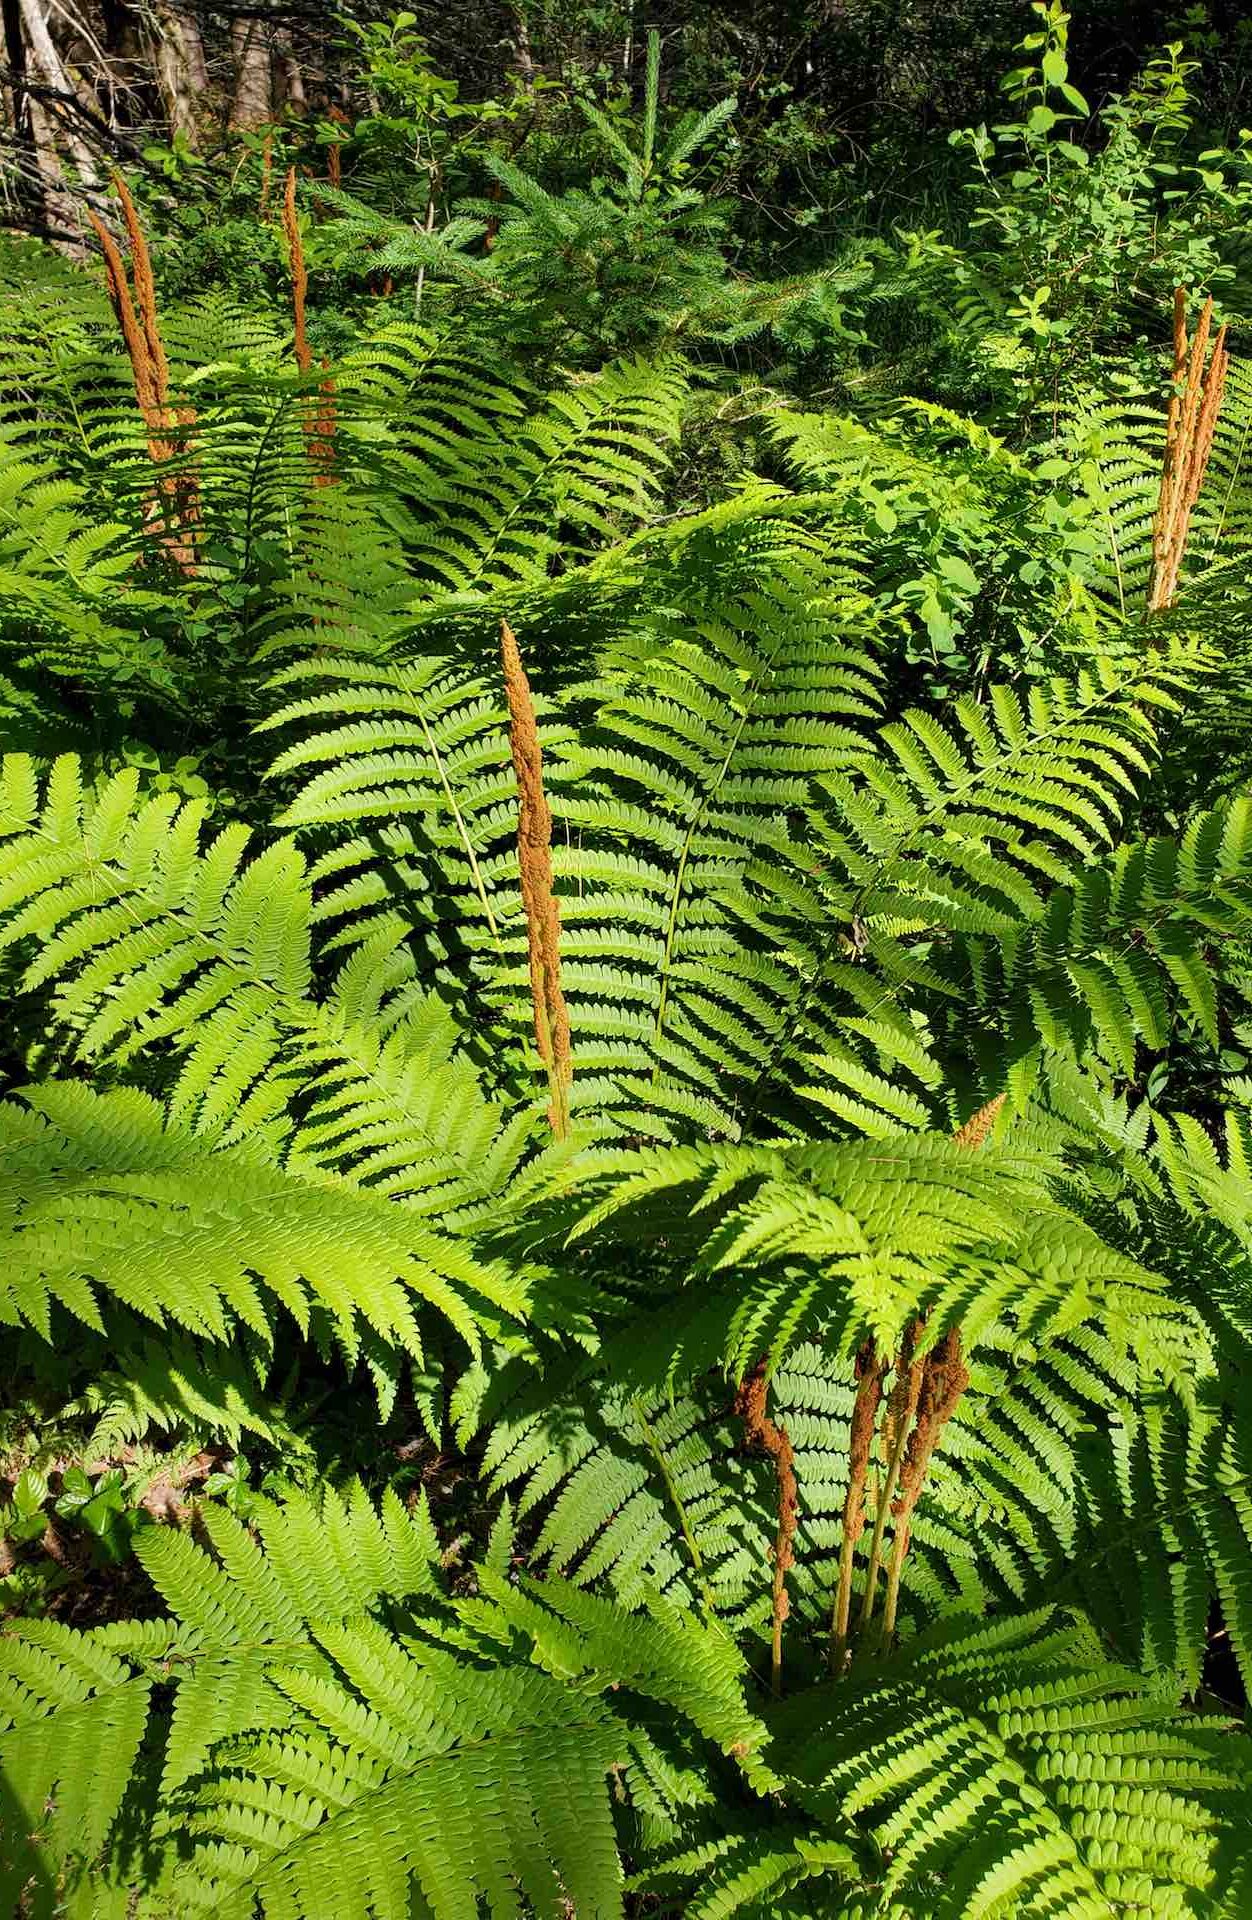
261 519 884 1136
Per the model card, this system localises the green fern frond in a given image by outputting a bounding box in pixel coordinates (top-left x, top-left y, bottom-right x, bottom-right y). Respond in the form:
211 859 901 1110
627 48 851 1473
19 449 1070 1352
1 1483 760 1919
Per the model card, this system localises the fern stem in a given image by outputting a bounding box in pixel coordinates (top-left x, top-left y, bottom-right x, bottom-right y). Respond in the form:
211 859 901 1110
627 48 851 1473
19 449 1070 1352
416 708 500 940
634 1399 717 1616
736 1361 798 1698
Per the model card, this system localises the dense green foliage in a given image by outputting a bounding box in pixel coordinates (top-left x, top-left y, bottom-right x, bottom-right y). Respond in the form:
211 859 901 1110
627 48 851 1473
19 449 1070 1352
3 6 1252 1915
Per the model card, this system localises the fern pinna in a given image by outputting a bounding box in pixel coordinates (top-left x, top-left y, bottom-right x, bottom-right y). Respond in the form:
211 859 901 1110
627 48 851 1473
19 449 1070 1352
1 159 1252 1920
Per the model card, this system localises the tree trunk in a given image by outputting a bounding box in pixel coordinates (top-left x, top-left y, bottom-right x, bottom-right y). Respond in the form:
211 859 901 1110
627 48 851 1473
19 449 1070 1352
276 32 306 116
27 94 80 243
149 0 207 147
229 16 272 130
512 9 536 91
1 0 45 228
17 0 99 186
177 4 208 93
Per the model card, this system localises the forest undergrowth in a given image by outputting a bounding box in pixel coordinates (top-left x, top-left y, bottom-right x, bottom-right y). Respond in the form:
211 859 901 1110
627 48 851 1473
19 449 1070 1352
3 4 1252 1915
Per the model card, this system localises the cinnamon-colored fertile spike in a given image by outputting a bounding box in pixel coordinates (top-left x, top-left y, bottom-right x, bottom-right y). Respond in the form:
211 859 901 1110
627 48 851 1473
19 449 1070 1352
952 1091 1006 1150
1171 323 1228 580
87 209 162 436
1149 290 1230 615
856 1317 924 1638
114 172 169 408
834 1098 999 1670
878 1324 970 1648
88 190 198 574
327 106 347 189
501 620 572 1138
736 1360 799 1698
831 1340 886 1670
283 167 312 375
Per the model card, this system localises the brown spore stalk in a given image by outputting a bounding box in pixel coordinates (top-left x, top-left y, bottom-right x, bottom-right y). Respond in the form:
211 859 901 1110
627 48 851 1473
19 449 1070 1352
283 167 337 484
735 1359 799 1698
832 1092 1004 1670
878 1323 969 1647
283 165 312 375
1148 289 1230 614
831 1339 886 1670
501 619 572 1139
88 175 197 573
327 104 348 189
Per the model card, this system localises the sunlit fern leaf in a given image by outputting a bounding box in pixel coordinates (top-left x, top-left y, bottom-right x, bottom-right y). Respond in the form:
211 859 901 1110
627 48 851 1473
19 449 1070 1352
941 786 1252 1091
260 650 523 965
476 1357 772 1617
260 525 890 1138
759 1608 1252 1918
352 355 689 613
0 753 536 1211
631 1609 1252 1915
1 1484 761 1920
540 545 885 1135
1050 384 1163 617
557 1128 1170 1371
0 1618 154 1919
634 1826 864 1919
0 1082 526 1359
27 1304 303 1459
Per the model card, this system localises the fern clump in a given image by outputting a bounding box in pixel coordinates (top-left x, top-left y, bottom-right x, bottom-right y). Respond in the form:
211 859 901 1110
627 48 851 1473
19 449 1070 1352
3 9 1252 1914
